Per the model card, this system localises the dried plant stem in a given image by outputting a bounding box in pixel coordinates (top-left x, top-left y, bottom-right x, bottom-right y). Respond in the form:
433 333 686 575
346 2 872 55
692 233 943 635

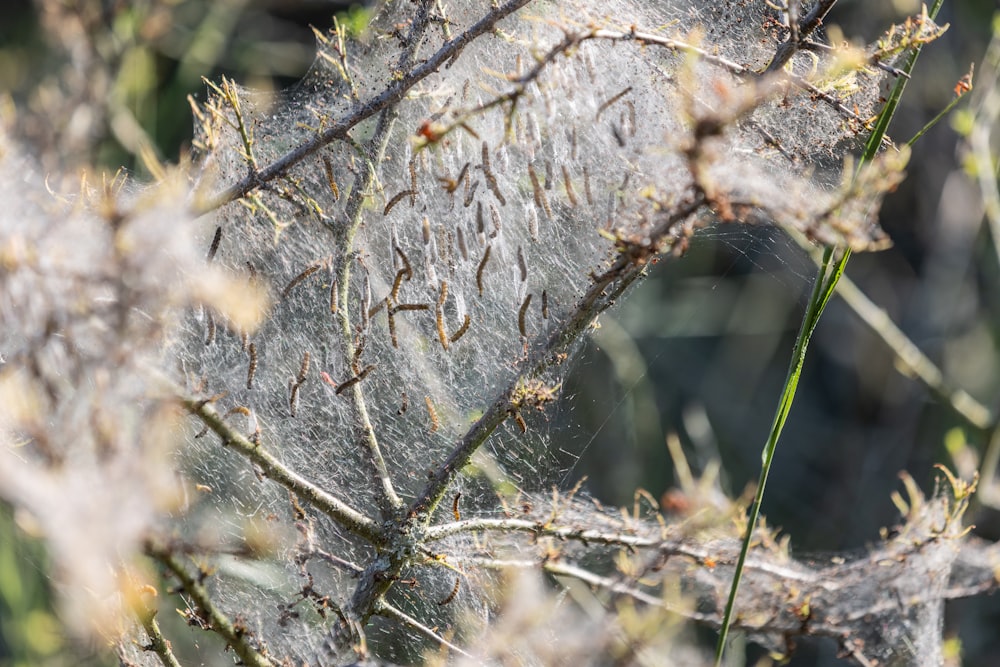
375 601 473 658
197 0 533 213
147 544 275 667
424 517 659 548
181 396 383 544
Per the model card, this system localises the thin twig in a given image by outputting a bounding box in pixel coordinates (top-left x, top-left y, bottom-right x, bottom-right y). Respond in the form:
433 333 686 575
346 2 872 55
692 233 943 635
376 601 473 658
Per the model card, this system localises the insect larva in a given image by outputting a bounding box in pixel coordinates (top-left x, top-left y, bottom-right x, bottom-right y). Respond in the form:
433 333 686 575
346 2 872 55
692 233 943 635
570 126 578 161
481 141 505 205
289 381 300 417
394 246 413 279
518 293 532 338
205 313 216 346
194 424 209 439
408 158 418 206
297 351 310 384
452 492 462 521
335 364 375 396
562 165 577 207
368 298 386 318
611 123 626 147
223 406 251 418
583 165 594 205
390 269 408 303
352 333 366 372
240 330 248 353
422 216 431 246
541 290 549 319
384 189 415 216
544 160 553 190
322 156 340 200
207 226 222 262
329 278 338 314
476 245 491 297
398 391 408 415
247 343 258 390
596 86 632 121
489 203 501 237
449 314 470 343
463 179 479 207
453 162 469 189
517 246 527 283
282 264 320 300
528 163 552 219
391 303 430 313
436 281 449 351
387 306 398 347
476 201 485 236
456 226 468 262
527 206 538 242
425 396 439 433
437 577 460 606
513 410 527 433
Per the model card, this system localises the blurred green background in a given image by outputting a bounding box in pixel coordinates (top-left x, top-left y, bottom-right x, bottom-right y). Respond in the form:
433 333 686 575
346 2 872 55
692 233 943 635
1 0 999 665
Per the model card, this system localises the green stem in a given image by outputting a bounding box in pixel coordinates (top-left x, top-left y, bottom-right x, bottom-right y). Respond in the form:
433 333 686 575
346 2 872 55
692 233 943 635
713 2 944 663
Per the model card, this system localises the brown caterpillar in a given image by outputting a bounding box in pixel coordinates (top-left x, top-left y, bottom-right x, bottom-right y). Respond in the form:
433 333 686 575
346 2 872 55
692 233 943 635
408 158 418 206
436 281 449 351
335 365 375 396
544 160 553 190
456 226 468 262
329 278 338 315
596 86 632 121
476 245 492 297
297 351 311 384
513 409 527 434
528 163 552 219
583 165 594 205
481 141 506 205
425 395 439 433
247 343 258 390
289 380 300 417
394 246 413 279
437 576 460 606
387 306 398 347
541 290 549 319
283 264 320 300
517 246 528 283
391 303 430 314
397 391 408 415
322 155 340 200
527 206 539 242
518 293 532 338
205 313 216 346
207 226 222 262
449 314 471 343
488 203 502 237
452 492 462 521
463 179 479 207
384 189 416 215
562 165 578 207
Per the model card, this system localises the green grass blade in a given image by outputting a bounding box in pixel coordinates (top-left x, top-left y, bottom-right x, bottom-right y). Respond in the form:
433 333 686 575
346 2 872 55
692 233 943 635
713 2 944 663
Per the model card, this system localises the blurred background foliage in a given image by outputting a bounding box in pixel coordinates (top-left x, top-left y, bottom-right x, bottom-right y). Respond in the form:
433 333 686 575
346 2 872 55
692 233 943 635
1 0 999 665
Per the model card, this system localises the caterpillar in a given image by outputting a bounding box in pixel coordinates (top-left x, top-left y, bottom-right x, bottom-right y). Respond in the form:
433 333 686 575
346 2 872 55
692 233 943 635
335 365 375 396
528 163 552 219
596 86 632 121
563 165 578 207
425 395 439 433
322 155 340 200
436 281 449 351
282 264 320 300
207 226 222 262
437 577 460 606
449 314 471 344
384 189 416 216
476 245 492 297
247 343 258 390
297 351 310 384
518 293 533 338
